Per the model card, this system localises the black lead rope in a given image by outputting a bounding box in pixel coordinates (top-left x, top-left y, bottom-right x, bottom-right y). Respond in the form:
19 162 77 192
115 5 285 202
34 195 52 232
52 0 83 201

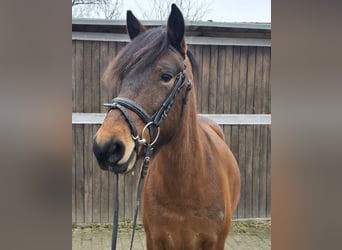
130 144 153 250
110 144 153 250
112 173 119 250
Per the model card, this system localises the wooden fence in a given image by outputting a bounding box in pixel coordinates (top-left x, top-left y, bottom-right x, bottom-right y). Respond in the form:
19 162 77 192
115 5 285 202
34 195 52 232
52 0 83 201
72 20 271 224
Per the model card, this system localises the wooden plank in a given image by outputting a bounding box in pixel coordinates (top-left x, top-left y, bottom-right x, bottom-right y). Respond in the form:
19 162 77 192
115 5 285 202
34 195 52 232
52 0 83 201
223 46 233 147
108 171 116 223
118 169 126 221
72 41 76 112
91 41 101 112
224 125 232 181
246 47 256 114
75 40 84 112
254 47 264 114
252 125 261 217
208 45 218 113
230 125 240 217
100 41 110 113
223 46 233 114
124 173 134 221
245 47 257 218
201 45 210 114
83 124 93 223
72 126 76 223
108 41 118 97
252 48 264 217
258 125 267 218
83 41 92 112
266 125 271 217
244 125 254 218
216 46 226 114
237 47 248 217
230 46 241 217
100 163 109 223
258 47 269 217
238 47 248 114
259 47 267 114
75 124 84 223
92 125 101 223
133 163 143 222
237 125 246 218
231 47 240 114
263 47 271 114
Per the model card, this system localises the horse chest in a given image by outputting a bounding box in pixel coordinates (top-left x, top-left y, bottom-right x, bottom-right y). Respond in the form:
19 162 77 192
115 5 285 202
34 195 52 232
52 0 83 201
145 198 226 227
145 204 224 250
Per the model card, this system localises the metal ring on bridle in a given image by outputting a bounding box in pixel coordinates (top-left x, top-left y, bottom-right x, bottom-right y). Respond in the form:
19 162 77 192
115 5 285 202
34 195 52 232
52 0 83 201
142 122 160 146
132 122 160 146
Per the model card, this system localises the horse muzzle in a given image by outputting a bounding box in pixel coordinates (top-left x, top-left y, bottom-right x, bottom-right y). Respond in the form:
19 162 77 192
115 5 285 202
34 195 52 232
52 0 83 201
92 136 136 174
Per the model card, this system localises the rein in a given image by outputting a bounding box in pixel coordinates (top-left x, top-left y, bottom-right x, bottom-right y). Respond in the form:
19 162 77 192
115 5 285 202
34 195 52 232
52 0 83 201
103 55 192 250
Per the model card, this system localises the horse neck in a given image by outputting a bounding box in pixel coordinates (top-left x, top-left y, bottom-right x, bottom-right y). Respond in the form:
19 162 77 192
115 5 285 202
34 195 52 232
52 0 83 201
152 91 204 194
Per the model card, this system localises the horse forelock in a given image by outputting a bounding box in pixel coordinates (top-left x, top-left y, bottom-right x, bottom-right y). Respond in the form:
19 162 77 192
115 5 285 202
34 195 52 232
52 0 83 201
102 27 198 90
103 27 169 88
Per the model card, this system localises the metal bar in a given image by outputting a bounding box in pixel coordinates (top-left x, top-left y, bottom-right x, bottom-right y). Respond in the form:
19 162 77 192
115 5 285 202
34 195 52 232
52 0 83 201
72 113 271 125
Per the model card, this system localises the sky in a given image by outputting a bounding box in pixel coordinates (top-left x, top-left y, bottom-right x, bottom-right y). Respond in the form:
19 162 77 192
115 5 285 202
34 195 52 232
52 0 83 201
122 0 271 22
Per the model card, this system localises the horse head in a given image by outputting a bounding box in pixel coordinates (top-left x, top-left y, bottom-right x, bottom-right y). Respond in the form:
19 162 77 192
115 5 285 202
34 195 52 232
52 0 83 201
93 4 194 174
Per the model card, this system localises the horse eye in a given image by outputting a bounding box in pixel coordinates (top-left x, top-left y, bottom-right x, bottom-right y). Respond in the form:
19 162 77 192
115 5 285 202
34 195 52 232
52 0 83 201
160 73 173 83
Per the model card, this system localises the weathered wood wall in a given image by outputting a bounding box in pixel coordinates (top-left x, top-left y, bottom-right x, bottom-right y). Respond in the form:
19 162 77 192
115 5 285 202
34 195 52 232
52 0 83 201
72 21 271 224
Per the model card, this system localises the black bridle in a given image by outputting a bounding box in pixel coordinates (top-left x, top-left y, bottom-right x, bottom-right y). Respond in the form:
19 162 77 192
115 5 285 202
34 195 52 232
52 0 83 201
103 54 192 250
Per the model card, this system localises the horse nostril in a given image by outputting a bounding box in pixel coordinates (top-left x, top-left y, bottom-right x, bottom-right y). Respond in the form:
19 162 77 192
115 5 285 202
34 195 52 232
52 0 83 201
108 140 125 164
93 138 126 168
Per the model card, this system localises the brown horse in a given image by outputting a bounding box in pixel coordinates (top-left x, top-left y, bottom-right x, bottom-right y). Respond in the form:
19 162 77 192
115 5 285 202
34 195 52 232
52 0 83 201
93 4 240 249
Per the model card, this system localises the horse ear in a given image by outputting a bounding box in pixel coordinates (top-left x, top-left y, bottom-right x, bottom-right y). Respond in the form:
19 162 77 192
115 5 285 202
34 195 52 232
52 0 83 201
167 4 186 54
126 10 146 40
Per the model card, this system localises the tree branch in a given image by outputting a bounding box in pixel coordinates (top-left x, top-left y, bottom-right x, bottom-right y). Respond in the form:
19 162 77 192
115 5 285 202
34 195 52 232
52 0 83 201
72 0 103 7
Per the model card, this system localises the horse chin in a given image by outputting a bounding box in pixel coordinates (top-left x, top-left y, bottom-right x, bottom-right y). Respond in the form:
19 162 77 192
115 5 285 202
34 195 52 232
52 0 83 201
108 150 137 174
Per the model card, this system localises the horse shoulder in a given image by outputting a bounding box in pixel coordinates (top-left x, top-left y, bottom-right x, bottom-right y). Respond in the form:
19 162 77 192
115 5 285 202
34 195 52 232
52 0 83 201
197 115 241 212
198 115 225 140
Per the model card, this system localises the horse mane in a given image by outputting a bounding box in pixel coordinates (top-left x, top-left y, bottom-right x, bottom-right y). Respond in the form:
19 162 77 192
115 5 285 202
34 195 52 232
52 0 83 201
186 49 198 81
103 27 198 87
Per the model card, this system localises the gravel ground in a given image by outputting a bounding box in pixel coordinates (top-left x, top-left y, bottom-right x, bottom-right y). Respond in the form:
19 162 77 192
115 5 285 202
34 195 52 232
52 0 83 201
72 220 271 250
